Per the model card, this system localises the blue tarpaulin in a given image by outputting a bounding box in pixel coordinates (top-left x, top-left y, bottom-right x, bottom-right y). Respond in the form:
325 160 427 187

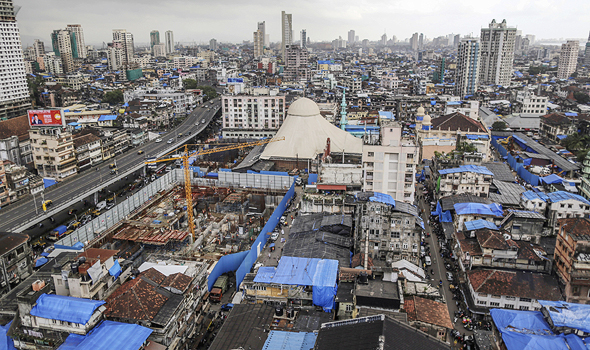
540 174 564 184
59 320 152 350
538 300 590 334
308 174 318 185
464 219 498 231
262 331 317 350
43 178 58 188
438 165 494 176
454 203 503 216
108 260 121 279
207 250 249 291
431 201 452 223
556 135 567 140
98 115 117 121
30 294 106 324
547 191 590 206
254 256 338 311
369 192 395 207
35 258 48 267
0 321 15 350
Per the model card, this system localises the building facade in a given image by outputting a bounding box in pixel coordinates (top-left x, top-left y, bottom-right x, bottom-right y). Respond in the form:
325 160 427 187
455 38 480 98
281 11 292 57
164 30 174 54
557 40 579 79
66 24 86 58
515 91 548 116
51 29 75 73
221 94 285 139
554 218 590 303
30 127 77 180
479 19 516 87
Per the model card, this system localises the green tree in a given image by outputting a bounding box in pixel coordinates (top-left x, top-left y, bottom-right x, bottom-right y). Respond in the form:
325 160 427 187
574 92 590 104
102 90 124 105
27 75 46 107
457 142 478 153
197 85 218 101
183 78 198 89
492 121 507 131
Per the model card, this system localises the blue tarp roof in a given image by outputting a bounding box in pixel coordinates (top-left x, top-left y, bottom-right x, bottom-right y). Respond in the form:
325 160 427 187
538 300 590 334
59 320 152 350
108 260 121 279
378 111 395 119
35 257 48 267
454 202 503 217
556 134 567 140
540 174 564 184
565 112 578 117
438 165 494 176
369 192 395 207
262 331 318 350
43 178 57 188
98 115 117 121
547 191 590 206
0 321 15 350
522 190 549 202
464 219 499 231
254 256 338 310
466 134 490 140
30 294 105 324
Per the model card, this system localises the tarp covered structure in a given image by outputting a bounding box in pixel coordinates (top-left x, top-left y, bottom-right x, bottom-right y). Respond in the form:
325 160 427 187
464 219 499 231
438 165 494 176
369 192 395 207
261 98 362 160
30 294 105 324
262 330 317 350
538 300 590 334
540 174 564 184
431 201 452 223
490 308 590 350
35 257 48 267
207 250 249 291
58 320 152 350
0 321 15 350
547 191 590 206
253 256 339 311
454 202 503 217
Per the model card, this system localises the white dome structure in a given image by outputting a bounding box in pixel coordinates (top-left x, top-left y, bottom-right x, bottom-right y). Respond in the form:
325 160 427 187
261 98 363 160
416 106 425 116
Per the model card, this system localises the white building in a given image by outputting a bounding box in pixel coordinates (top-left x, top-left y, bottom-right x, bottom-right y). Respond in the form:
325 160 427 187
221 94 286 139
66 24 87 58
253 29 263 58
164 30 174 54
436 165 494 198
455 38 480 98
362 120 419 203
515 90 548 116
43 52 63 75
124 88 195 115
479 19 516 87
557 40 579 80
380 73 400 91
112 29 134 66
152 43 166 58
0 1 32 120
281 11 292 57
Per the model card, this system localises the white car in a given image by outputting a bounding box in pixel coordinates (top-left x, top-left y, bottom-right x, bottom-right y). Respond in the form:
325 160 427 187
155 138 162 143
167 138 174 144
270 231 279 241
96 201 107 211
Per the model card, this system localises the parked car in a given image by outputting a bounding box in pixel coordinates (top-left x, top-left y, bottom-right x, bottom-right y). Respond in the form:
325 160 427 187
167 138 174 144
106 202 115 210
446 272 454 282
220 303 234 312
270 231 279 241
155 138 162 143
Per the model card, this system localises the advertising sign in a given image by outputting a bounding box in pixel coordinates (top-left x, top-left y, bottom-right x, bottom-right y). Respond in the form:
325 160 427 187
28 110 64 127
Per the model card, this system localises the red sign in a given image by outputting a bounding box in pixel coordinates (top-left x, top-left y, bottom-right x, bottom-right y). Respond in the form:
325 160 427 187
28 110 64 127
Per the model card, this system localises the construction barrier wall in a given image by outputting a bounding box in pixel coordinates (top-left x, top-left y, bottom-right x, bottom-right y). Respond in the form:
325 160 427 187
207 250 249 291
491 137 540 186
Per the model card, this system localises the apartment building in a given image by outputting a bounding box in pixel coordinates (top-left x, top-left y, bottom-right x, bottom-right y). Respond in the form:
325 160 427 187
221 94 285 139
455 38 480 98
479 19 516 86
557 41 579 79
362 120 418 202
0 232 31 296
73 133 102 171
436 165 494 198
515 90 548 117
29 127 77 180
124 88 195 115
554 218 590 303
355 192 422 265
283 44 310 82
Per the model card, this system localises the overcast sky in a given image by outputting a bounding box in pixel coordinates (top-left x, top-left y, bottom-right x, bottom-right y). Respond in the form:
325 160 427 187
16 0 590 47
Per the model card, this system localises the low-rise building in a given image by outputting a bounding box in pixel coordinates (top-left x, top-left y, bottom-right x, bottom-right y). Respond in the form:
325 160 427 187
30 127 77 180
546 191 590 235
500 209 547 243
100 128 130 160
221 94 285 139
554 218 590 303
436 165 494 198
404 296 453 342
514 90 548 117
0 232 31 296
73 133 102 171
0 115 33 168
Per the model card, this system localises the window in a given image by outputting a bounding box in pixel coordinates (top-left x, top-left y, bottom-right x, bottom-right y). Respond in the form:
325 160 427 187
519 297 532 302
367 152 374 157
489 302 500 307
477 300 487 305
505 304 514 309
520 306 530 311
403 243 408 250
345 304 353 312
391 232 400 238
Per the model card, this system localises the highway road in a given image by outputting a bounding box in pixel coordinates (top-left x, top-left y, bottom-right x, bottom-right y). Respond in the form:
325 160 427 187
0 98 221 233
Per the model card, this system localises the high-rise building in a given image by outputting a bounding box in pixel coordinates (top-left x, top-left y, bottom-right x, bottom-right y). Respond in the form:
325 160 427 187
419 33 424 49
410 33 419 51
51 29 74 73
453 34 460 47
455 38 480 98
253 29 263 58
209 38 217 51
284 45 310 82
348 30 355 44
381 34 387 46
0 0 30 119
66 24 86 58
33 39 45 58
281 11 292 57
585 32 590 65
257 21 266 47
149 30 160 48
112 29 134 66
479 19 516 87
165 30 174 54
153 43 166 58
300 29 307 49
557 40 579 79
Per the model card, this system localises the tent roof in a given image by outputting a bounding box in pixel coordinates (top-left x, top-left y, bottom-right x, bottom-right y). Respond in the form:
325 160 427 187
260 98 362 160
30 294 105 324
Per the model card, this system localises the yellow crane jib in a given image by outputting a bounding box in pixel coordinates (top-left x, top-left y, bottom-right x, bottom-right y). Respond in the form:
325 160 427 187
143 137 285 239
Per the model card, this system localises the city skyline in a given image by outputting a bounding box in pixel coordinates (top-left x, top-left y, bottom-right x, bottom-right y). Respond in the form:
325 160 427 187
15 0 590 47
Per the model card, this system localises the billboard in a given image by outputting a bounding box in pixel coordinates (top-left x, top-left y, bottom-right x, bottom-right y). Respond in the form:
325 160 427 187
28 110 64 127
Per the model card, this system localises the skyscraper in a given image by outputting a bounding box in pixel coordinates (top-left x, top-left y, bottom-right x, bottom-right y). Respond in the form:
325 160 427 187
301 29 307 49
165 30 174 54
51 29 74 73
33 39 45 58
66 24 86 58
585 32 590 65
479 19 516 86
209 38 217 51
348 30 355 44
381 34 387 46
410 33 419 51
112 29 134 66
419 33 424 49
253 29 263 58
281 11 292 57
0 0 30 119
150 30 160 48
455 38 480 98
257 21 266 48
557 41 579 79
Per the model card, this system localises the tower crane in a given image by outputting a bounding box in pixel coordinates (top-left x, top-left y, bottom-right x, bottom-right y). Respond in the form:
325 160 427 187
144 137 285 240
